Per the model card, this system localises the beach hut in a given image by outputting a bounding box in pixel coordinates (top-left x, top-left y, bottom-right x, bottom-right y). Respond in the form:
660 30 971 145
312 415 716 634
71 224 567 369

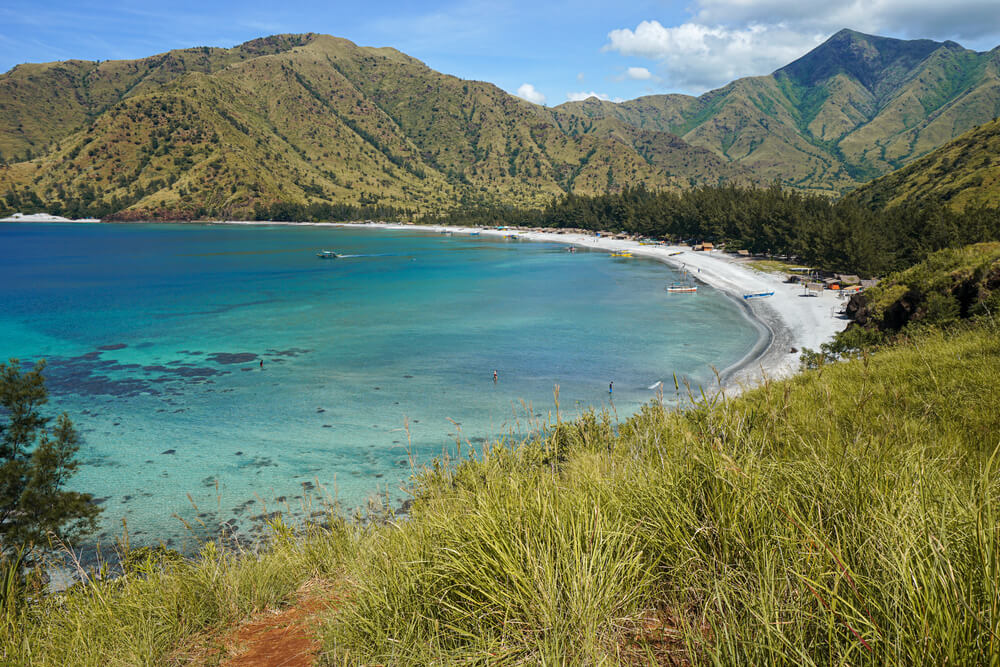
701 242 714 251
836 274 861 285
806 282 824 296
824 278 841 290
737 249 750 257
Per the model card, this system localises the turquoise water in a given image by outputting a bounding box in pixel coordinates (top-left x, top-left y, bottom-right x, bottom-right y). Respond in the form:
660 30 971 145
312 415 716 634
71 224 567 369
0 222 759 550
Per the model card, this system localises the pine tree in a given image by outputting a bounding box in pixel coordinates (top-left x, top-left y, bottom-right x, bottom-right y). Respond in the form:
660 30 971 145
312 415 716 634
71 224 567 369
0 360 100 561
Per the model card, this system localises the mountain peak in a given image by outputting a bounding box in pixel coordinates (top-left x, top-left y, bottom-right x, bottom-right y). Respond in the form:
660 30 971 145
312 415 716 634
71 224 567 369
776 29 947 92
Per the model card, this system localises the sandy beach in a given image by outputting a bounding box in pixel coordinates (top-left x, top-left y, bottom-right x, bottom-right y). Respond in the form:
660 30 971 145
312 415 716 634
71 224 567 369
220 220 849 392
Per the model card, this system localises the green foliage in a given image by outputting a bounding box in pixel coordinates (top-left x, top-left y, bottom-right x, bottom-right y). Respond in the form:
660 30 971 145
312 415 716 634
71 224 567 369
425 184 1000 277
0 360 100 561
807 243 1000 367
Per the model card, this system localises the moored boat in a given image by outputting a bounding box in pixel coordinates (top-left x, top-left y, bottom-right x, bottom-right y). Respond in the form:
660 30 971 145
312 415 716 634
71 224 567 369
742 291 775 300
666 284 697 293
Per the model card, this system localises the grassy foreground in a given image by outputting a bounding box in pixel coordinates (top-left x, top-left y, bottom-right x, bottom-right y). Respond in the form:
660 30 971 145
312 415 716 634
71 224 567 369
3 323 999 665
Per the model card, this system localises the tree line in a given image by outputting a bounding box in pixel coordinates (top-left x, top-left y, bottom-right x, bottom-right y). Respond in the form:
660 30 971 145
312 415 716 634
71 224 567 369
420 183 1000 277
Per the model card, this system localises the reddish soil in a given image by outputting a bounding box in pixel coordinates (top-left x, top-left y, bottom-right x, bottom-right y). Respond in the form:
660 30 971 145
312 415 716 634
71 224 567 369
218 580 337 667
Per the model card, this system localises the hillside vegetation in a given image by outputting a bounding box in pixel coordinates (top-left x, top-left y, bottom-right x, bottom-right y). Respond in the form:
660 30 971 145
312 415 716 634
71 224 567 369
0 34 748 219
560 29 1000 196
848 118 1000 211
850 241 1000 328
3 311 998 664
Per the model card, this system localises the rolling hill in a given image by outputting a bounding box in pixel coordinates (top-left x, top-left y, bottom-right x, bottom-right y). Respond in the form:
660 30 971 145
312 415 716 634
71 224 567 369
558 29 1000 196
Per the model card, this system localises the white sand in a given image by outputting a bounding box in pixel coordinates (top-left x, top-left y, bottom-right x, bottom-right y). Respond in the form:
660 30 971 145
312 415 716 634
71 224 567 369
221 220 850 391
0 212 101 223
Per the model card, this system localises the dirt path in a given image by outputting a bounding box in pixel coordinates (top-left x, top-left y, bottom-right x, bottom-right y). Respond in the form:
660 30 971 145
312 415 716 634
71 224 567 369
219 580 337 667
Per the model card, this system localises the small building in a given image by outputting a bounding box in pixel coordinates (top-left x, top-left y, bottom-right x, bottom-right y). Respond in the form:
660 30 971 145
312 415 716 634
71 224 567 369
806 282 824 296
737 249 750 256
823 278 841 290
836 274 861 285
701 242 714 251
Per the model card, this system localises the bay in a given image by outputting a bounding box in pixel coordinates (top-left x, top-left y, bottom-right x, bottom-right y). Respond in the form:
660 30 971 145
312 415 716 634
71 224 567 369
0 222 759 549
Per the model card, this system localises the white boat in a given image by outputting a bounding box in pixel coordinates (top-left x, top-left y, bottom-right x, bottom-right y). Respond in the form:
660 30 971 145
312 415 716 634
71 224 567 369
316 250 338 259
666 284 697 293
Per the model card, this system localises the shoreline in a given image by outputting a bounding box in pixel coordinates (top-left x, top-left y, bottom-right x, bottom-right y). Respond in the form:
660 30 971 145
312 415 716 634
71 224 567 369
214 219 848 392
7 215 848 393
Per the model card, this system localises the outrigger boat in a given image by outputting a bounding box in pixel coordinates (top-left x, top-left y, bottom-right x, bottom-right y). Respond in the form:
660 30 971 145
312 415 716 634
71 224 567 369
316 250 339 259
610 250 633 257
666 266 697 293
742 291 775 300
667 251 684 256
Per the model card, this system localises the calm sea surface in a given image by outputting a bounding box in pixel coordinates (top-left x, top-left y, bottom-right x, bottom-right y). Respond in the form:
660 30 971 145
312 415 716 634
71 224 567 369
0 222 759 549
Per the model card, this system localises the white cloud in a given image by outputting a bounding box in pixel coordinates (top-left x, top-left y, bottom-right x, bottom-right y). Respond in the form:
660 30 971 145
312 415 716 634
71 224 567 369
604 0 1000 93
566 91 623 103
516 82 547 105
605 20 823 92
692 0 1000 44
625 66 653 80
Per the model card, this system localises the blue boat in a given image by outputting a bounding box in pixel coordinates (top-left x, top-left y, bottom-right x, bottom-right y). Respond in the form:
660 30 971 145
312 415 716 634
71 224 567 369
742 291 775 300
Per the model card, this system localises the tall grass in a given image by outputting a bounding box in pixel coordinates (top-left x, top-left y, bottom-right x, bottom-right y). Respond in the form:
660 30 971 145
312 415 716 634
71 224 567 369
3 323 998 664
1 520 355 665
324 323 1000 664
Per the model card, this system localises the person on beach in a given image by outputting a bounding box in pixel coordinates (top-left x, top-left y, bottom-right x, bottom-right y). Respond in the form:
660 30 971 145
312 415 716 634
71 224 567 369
493 369 498 384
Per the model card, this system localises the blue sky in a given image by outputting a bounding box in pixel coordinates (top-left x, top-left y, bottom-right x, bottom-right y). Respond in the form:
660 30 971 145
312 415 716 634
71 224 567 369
2 0 999 105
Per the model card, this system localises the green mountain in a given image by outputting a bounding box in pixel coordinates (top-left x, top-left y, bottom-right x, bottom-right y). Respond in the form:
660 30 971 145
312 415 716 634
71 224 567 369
846 117 1000 210
558 29 1000 196
0 34 748 218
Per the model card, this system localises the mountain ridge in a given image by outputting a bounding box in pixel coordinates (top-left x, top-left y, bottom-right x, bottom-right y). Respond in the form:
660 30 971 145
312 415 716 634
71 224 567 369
0 33 751 218
557 29 1000 195
1 29 999 218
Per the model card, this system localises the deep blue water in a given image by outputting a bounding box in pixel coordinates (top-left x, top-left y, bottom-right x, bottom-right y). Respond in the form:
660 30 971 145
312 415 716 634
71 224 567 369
0 222 759 549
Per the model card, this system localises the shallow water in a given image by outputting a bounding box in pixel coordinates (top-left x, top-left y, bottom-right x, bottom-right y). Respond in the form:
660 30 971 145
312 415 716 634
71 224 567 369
0 222 759 549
